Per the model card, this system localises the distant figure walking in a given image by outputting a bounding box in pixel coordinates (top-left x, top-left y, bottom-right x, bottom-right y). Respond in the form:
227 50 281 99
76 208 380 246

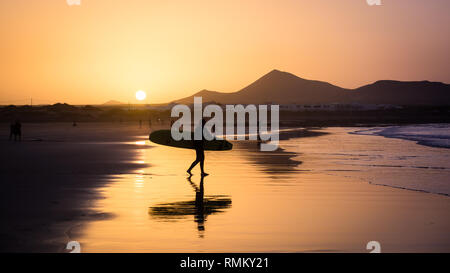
9 122 14 140
9 120 22 141
187 119 209 176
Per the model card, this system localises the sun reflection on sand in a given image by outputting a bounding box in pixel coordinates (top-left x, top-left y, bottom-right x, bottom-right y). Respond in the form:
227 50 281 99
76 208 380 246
79 129 450 252
135 141 146 145
135 173 145 189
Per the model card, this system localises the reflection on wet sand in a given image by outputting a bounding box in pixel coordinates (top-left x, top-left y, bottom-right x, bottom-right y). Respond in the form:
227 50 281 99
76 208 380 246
149 176 232 238
237 129 327 177
238 141 301 175
78 127 450 252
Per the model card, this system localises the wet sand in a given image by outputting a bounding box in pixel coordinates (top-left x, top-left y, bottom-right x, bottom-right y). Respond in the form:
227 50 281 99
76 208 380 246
0 122 150 252
0 123 449 252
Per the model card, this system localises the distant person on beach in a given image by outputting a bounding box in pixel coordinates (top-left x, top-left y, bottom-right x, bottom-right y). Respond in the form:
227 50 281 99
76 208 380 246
15 120 22 141
9 122 14 140
187 119 209 176
9 120 21 141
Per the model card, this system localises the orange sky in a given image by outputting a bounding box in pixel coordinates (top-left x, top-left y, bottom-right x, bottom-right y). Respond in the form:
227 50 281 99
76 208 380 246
0 0 449 105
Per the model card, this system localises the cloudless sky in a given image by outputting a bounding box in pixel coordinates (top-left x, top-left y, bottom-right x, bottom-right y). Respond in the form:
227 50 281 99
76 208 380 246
0 0 449 104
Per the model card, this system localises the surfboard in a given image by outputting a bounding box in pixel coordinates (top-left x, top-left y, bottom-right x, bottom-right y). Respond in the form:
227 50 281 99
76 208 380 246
149 130 233 151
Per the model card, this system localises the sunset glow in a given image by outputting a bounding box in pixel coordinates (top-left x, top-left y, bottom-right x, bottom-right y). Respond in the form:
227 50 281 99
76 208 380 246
0 0 449 105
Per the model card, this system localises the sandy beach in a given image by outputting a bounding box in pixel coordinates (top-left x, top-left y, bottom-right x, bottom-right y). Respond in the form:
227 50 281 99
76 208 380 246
0 123 449 252
0 122 149 252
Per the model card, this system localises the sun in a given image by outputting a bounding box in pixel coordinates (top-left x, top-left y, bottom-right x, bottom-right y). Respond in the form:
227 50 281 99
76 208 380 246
135 90 146 101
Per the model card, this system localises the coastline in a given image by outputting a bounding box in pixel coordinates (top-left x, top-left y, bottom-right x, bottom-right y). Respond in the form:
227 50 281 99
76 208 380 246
0 122 149 252
79 126 449 252
350 124 450 149
0 123 449 252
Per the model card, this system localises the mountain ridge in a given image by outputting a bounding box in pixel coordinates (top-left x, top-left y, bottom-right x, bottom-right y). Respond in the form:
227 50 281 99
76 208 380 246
102 100 125 105
172 69 450 105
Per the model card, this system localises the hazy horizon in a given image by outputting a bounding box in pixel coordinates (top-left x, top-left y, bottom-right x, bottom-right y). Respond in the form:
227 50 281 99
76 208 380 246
1 0 449 105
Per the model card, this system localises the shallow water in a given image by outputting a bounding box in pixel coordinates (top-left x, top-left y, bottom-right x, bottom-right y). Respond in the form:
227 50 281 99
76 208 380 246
304 127 450 196
78 127 450 252
352 124 450 149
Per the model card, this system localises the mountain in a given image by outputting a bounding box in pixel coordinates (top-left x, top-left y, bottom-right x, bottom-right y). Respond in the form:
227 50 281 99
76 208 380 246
174 70 348 105
102 100 125 106
173 69 450 106
352 80 450 105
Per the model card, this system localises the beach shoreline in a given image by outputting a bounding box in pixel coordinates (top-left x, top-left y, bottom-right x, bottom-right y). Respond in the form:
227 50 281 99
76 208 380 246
0 122 150 252
0 123 449 252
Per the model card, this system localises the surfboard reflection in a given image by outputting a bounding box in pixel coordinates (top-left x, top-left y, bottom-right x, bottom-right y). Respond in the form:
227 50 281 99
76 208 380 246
149 176 232 237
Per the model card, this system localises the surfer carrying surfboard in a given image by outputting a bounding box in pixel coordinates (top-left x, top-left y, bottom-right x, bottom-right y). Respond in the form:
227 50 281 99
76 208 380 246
187 119 209 176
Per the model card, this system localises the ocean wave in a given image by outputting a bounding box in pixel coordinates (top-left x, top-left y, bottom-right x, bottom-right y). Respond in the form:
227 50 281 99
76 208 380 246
351 124 450 149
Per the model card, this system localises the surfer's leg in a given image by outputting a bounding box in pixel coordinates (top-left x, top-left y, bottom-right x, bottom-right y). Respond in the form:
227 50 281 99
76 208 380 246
200 161 208 176
200 159 204 173
187 160 198 175
188 149 201 174
199 150 208 176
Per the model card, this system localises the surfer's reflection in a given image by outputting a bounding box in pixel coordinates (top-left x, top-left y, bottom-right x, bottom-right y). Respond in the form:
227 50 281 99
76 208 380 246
149 176 232 238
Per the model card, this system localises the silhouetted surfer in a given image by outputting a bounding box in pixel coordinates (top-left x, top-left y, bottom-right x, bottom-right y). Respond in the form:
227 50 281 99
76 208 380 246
187 119 209 176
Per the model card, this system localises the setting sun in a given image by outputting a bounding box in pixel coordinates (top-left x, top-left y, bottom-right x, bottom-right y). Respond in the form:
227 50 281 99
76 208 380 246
136 90 147 101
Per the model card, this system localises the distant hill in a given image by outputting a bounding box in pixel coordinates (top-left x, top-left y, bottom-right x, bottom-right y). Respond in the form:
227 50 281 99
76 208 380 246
102 100 125 106
352 80 450 105
173 69 450 106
